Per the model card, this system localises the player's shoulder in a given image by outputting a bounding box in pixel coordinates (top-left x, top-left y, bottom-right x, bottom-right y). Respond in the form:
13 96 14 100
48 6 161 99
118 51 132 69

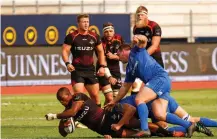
113 34 122 39
68 30 79 36
88 31 100 39
65 30 79 40
72 93 88 101
148 20 160 28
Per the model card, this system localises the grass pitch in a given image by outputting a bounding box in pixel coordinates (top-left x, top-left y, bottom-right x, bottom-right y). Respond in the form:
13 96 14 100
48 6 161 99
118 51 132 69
1 89 217 138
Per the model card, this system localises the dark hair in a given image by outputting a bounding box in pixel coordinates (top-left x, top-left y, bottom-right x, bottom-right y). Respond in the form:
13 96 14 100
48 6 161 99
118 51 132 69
77 14 89 23
103 22 114 28
56 87 70 100
136 6 148 13
119 44 131 51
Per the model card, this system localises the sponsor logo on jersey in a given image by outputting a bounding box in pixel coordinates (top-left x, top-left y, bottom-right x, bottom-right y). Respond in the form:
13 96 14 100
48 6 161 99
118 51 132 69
89 39 94 45
76 106 89 121
75 46 94 51
145 31 150 36
82 38 87 41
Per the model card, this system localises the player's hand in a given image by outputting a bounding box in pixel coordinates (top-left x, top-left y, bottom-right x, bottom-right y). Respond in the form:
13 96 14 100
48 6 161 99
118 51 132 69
97 67 105 76
104 135 112 139
108 76 117 85
103 101 116 112
111 124 121 131
106 52 115 59
67 64 75 72
45 113 57 121
133 35 139 44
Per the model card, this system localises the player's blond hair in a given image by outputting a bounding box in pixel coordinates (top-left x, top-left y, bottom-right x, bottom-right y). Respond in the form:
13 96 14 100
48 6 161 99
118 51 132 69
136 6 148 14
77 14 89 23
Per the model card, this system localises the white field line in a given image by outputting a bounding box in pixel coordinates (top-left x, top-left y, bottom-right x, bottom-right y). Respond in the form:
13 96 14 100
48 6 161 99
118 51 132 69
1 117 45 120
1 102 58 106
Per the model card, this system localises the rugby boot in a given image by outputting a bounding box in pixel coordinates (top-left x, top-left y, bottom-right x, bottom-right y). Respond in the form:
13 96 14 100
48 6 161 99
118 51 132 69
130 129 151 138
196 121 214 136
186 122 196 138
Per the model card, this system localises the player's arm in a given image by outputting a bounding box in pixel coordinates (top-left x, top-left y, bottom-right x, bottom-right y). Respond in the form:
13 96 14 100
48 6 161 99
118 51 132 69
45 101 83 120
111 103 136 131
113 82 132 103
62 34 72 63
106 51 120 60
56 101 83 119
147 23 162 55
62 44 71 63
147 36 161 55
62 35 75 72
96 43 107 66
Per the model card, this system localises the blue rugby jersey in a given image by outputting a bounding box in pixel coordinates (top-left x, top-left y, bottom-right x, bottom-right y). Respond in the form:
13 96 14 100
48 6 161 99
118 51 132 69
125 46 168 84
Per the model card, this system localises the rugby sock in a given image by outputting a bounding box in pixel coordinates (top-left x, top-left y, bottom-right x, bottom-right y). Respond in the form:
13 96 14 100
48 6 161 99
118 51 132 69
168 126 187 133
137 103 149 131
166 113 191 129
200 117 217 127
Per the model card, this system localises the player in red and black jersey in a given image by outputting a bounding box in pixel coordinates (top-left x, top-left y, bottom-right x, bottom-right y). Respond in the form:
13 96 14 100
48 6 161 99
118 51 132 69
45 87 175 138
62 14 106 106
131 6 164 95
133 6 163 68
97 22 124 105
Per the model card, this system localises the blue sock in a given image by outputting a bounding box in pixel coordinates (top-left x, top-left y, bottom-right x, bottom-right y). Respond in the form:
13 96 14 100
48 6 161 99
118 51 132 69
200 117 217 127
166 113 191 129
168 126 187 133
137 103 149 131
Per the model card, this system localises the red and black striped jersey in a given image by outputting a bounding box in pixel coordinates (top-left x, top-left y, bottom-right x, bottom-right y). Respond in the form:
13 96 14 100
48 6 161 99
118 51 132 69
133 20 164 68
64 30 101 70
101 34 124 72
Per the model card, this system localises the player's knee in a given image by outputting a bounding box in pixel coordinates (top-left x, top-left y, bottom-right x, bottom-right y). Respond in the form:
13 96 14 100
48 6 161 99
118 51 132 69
157 121 168 129
154 113 166 121
134 97 143 105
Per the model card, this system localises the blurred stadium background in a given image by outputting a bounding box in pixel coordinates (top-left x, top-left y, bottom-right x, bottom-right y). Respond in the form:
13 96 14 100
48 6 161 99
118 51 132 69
1 0 217 138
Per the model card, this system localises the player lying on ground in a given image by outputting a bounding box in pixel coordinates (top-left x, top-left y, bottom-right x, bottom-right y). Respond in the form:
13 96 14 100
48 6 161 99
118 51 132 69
104 35 200 138
45 87 178 138
118 94 214 137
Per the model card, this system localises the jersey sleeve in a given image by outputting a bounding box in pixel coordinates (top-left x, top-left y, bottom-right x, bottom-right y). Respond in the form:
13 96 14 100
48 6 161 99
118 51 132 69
153 23 162 36
64 34 73 45
72 93 89 102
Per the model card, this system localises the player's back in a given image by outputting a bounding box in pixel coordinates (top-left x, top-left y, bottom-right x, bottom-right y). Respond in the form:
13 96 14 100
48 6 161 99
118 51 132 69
129 46 168 83
71 93 104 132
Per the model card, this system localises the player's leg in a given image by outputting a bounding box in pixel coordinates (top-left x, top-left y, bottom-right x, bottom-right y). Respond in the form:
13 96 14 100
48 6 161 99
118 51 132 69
98 75 113 105
110 72 122 97
175 107 217 127
71 71 86 93
85 72 101 106
195 117 217 127
152 95 196 138
150 111 186 137
134 86 157 134
85 83 101 106
101 84 113 105
131 78 143 95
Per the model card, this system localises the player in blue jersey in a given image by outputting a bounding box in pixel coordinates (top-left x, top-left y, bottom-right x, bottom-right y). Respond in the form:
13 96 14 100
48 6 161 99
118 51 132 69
118 94 215 136
104 35 198 138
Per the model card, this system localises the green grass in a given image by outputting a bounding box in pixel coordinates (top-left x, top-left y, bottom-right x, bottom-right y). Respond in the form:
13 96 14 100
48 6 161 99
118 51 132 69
1 89 217 138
